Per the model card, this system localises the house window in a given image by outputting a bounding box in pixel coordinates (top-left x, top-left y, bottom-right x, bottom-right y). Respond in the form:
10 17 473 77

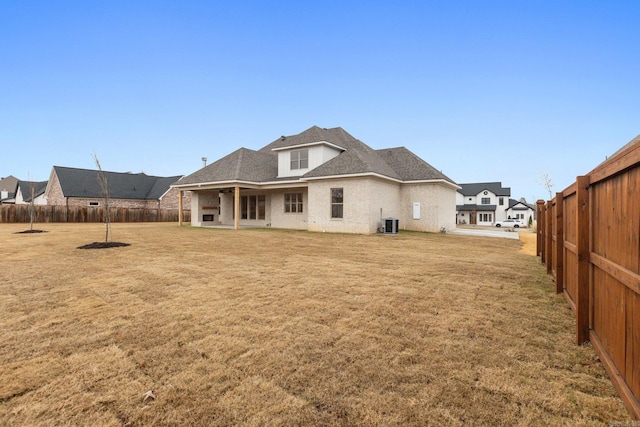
258 195 266 219
284 193 303 213
331 188 343 219
89 201 99 206
480 213 493 222
481 197 490 205
240 195 266 220
290 149 309 170
499 197 504 206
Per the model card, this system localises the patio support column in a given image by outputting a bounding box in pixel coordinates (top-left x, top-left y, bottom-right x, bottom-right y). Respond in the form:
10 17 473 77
234 186 240 230
178 190 183 226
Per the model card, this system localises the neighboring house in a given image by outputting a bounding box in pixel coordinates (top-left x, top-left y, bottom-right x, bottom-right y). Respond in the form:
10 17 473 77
506 198 536 225
0 175 19 203
456 182 536 226
172 126 459 234
44 166 189 209
456 182 511 226
15 180 48 205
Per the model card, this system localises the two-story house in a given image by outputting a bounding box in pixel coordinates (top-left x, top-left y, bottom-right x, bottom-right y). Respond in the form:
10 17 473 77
456 182 536 226
456 182 511 226
172 126 459 234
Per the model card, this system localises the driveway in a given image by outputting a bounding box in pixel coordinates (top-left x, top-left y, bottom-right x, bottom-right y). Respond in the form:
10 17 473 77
449 226 524 239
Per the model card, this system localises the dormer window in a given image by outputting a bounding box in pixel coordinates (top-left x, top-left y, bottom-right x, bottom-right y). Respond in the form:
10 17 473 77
290 149 309 170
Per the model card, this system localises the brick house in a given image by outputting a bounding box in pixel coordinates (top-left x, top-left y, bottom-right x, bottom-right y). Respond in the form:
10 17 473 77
172 126 459 234
44 166 189 209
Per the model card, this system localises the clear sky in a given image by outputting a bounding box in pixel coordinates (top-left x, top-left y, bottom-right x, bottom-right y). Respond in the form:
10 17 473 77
1 1 638 201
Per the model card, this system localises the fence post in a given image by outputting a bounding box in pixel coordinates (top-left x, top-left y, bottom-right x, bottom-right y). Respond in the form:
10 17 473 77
554 192 564 294
545 200 553 275
575 175 590 344
537 200 545 262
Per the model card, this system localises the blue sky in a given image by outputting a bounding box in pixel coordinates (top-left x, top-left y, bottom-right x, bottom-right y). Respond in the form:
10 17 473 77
1 1 638 201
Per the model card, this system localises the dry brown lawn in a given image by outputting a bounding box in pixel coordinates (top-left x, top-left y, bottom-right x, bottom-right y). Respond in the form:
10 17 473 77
0 223 630 426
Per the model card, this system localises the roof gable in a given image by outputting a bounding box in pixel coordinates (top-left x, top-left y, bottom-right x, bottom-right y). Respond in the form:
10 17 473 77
17 180 48 201
53 166 182 200
259 126 357 152
508 198 535 210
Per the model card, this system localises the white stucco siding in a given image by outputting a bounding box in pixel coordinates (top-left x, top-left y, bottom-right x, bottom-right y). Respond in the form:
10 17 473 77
401 183 457 232
307 177 401 234
277 145 341 178
269 190 308 230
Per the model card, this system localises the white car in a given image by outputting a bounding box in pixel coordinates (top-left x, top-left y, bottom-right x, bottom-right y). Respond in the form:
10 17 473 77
495 219 524 228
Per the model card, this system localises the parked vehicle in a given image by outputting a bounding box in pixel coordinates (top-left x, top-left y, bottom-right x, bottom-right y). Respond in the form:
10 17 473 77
495 219 524 228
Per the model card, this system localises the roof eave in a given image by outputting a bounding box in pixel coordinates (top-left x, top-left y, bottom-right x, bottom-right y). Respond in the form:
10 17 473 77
302 172 403 183
403 179 461 189
172 178 307 191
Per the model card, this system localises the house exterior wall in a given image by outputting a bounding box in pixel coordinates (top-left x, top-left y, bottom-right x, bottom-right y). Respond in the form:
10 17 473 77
45 172 64 206
269 189 308 230
277 145 341 178
307 177 401 234
159 187 190 210
187 179 456 234
15 188 47 205
401 183 457 232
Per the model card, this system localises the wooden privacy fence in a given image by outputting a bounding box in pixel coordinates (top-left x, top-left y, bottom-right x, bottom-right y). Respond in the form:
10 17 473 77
0 204 191 224
537 139 640 419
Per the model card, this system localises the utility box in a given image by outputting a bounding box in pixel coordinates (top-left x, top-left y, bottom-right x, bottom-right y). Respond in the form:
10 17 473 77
382 218 399 234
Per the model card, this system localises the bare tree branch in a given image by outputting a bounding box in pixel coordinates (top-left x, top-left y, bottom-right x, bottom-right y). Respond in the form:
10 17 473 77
538 173 554 200
93 152 111 243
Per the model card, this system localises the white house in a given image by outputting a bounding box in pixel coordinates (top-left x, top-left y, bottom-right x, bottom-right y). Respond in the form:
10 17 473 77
456 182 535 226
506 198 536 226
15 180 48 205
172 126 459 234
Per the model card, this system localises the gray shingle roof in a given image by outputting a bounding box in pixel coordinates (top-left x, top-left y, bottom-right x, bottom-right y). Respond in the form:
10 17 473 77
376 147 455 183
0 175 19 200
178 148 278 185
303 139 402 180
178 126 455 186
259 126 357 152
54 166 182 200
17 180 48 202
456 204 497 211
457 182 511 197
508 198 535 210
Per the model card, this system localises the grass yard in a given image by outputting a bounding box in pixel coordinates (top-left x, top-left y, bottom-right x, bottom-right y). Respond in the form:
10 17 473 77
0 223 630 426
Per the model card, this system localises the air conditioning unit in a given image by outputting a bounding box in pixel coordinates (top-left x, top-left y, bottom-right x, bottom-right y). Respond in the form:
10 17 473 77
382 218 399 234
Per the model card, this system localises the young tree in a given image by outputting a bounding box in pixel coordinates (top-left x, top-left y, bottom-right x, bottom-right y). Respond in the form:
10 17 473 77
538 173 554 200
93 153 111 243
28 180 36 231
